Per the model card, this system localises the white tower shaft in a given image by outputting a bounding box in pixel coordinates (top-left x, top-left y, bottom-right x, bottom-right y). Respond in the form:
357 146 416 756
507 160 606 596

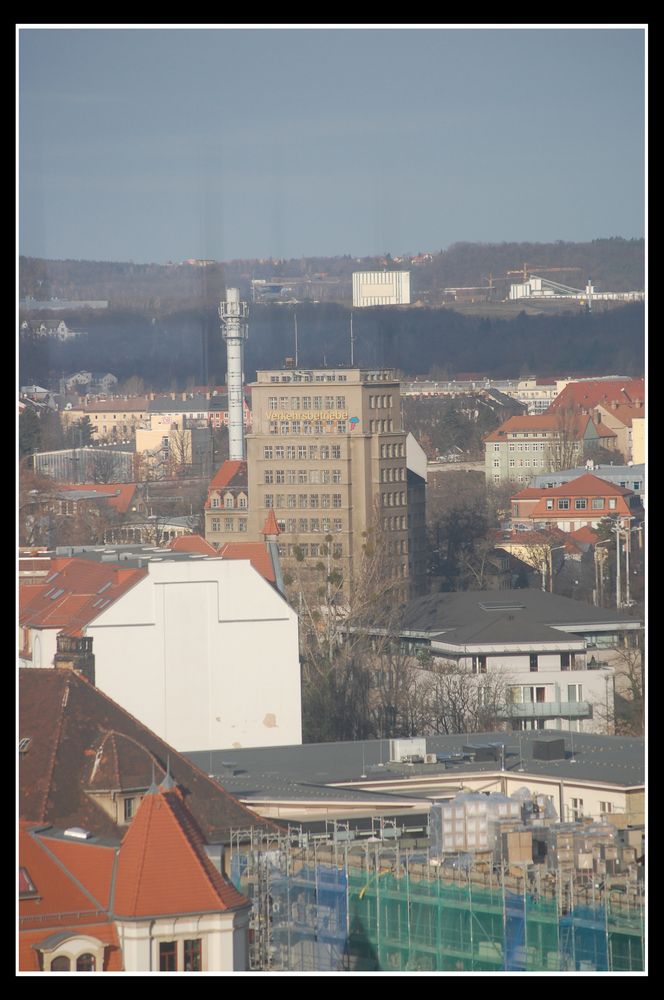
219 288 248 461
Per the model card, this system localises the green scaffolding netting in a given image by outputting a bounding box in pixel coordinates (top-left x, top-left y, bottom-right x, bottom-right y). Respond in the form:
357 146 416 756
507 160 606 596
232 855 644 972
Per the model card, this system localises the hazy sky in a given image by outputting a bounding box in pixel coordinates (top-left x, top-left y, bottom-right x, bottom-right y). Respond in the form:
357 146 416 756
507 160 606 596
19 25 646 263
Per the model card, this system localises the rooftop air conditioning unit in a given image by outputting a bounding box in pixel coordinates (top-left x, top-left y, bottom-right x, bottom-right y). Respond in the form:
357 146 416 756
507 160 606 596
424 753 437 764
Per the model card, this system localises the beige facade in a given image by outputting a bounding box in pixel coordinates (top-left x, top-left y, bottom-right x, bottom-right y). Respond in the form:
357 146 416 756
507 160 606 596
631 417 645 464
246 368 410 598
61 398 149 441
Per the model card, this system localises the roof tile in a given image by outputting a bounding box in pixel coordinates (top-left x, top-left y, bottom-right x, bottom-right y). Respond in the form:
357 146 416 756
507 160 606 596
113 788 248 917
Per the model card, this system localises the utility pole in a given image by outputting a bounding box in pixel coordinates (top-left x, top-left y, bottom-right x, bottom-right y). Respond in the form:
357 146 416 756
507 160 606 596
614 523 621 608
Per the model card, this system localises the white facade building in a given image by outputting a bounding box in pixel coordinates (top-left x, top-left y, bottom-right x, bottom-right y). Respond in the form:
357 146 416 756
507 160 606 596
20 556 302 752
352 270 411 307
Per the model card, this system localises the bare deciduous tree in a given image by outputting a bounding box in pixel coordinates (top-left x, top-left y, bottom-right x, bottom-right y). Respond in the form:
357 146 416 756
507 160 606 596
546 407 583 472
91 449 122 484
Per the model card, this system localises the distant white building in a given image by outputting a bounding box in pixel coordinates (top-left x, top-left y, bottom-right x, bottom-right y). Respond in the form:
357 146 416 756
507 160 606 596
352 270 411 307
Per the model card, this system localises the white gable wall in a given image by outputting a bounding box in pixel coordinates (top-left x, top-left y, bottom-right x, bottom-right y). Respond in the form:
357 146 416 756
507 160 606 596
86 559 302 751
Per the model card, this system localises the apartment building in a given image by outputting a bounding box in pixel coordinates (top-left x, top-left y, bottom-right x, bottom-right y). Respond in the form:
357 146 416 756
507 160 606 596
245 368 413 598
485 414 615 485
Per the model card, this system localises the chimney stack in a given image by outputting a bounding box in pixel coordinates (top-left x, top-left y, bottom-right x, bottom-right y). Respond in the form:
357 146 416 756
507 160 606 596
219 289 249 461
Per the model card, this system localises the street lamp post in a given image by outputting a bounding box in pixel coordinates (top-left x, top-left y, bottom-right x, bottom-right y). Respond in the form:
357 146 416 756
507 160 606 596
547 544 566 593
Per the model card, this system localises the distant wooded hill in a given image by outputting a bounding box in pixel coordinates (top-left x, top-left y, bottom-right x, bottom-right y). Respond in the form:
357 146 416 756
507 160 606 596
19 238 643 311
19 300 644 391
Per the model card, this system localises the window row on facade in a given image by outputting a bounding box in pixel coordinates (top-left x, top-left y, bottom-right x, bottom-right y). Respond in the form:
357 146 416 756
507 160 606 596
268 395 347 409
382 515 407 530
504 458 549 468
159 938 202 972
380 442 405 458
280 542 344 558
210 517 248 532
380 467 406 483
276 517 343 533
369 394 393 409
268 419 348 434
263 444 342 460
369 419 395 433
545 497 617 511
470 652 580 675
264 493 343 509
509 683 584 703
381 491 406 507
267 372 348 383
210 495 248 508
264 468 343 484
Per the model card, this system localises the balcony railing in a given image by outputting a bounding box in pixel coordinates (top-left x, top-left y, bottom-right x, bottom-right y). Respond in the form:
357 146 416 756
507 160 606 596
502 700 592 719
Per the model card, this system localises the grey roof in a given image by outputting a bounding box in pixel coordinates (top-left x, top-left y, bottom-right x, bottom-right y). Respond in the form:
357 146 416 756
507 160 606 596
399 589 642 637
52 543 215 567
185 730 644 802
431 616 586 649
148 395 228 412
531 465 645 490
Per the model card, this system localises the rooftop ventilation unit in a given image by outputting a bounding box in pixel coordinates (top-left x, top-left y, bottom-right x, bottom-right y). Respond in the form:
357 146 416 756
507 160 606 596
478 601 525 612
389 737 427 762
64 827 92 840
532 737 566 760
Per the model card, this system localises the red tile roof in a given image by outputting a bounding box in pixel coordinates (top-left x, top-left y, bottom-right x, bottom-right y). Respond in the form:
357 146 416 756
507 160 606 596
595 400 646 428
208 460 247 492
20 823 108 919
56 483 138 515
594 422 618 438
549 378 645 412
569 525 601 545
19 669 275 843
262 510 281 536
38 835 117 910
218 542 276 583
19 823 123 968
168 534 219 556
113 788 248 918
19 557 146 634
511 487 546 500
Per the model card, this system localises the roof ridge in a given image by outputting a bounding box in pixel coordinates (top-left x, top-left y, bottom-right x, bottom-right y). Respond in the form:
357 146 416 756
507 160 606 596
160 791 247 910
120 791 155 917
39 679 70 822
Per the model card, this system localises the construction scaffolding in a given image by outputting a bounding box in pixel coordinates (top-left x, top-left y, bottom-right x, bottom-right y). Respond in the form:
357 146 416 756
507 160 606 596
230 829 644 973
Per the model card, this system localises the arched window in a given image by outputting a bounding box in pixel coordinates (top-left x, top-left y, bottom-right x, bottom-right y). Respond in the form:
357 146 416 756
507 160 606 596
50 956 71 971
76 953 96 971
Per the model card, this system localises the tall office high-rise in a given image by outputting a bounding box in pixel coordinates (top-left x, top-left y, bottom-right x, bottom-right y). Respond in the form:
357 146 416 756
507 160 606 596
246 367 415 599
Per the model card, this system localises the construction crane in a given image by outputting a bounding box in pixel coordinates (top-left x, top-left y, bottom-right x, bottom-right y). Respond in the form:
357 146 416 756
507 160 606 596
507 264 583 283
481 273 512 290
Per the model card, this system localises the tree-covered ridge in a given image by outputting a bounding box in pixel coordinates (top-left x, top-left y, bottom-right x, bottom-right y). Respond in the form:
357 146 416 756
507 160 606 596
19 238 644 308
19 300 644 391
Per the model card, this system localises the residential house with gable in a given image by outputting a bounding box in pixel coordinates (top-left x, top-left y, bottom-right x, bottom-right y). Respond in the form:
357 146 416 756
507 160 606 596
548 377 645 463
204 460 250 545
509 474 642 533
20 784 251 972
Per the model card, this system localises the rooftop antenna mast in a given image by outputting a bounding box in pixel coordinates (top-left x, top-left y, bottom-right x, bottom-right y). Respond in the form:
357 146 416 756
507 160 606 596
350 311 355 366
294 312 298 367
